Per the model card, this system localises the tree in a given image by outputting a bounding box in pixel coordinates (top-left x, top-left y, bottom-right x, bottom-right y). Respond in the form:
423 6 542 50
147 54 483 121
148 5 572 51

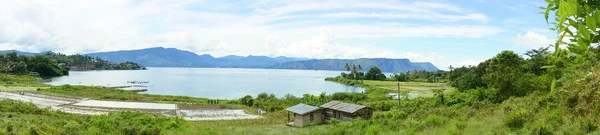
365 66 386 80
525 47 551 75
482 51 527 100
392 72 409 82
345 63 351 72
30 55 67 77
7 52 18 62
240 95 254 106
257 92 268 100
357 64 363 83
351 64 357 80
11 61 29 75
319 92 327 104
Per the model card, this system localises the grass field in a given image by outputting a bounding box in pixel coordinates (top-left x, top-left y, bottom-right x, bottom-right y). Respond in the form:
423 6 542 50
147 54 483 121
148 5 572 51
30 85 221 104
362 80 455 97
0 85 43 91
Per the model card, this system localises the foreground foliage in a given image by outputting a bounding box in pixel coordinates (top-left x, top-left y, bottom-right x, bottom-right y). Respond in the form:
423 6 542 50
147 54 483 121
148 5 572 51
0 99 188 135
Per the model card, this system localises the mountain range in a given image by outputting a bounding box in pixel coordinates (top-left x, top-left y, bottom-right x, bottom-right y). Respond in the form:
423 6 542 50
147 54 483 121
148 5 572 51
0 47 439 72
269 58 438 73
85 47 310 68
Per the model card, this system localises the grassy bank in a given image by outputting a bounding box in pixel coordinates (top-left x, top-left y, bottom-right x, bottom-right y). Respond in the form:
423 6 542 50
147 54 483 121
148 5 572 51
0 99 188 135
326 77 454 97
31 85 224 104
0 74 40 84
0 74 221 104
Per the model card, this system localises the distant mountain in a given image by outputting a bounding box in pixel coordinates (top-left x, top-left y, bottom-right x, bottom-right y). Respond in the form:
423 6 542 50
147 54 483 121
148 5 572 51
1 48 440 72
411 62 439 72
268 58 439 73
0 50 37 56
86 47 215 67
216 55 311 68
85 47 311 68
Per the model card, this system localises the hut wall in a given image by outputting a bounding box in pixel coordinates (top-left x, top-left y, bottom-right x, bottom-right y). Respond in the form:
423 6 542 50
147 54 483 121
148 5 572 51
355 108 373 118
293 110 324 127
294 114 305 127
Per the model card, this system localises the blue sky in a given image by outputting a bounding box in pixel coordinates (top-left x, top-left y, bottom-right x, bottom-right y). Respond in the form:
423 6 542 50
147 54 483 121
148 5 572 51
0 0 555 70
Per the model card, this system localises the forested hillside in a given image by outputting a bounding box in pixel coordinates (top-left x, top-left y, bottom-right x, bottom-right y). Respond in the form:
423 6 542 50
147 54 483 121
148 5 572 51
0 51 145 77
269 58 439 72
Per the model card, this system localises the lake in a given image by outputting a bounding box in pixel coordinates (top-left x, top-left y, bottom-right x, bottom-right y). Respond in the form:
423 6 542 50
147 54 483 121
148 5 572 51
45 68 365 99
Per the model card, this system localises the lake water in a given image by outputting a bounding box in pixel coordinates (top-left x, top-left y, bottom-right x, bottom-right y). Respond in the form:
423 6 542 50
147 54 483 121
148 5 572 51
45 68 365 99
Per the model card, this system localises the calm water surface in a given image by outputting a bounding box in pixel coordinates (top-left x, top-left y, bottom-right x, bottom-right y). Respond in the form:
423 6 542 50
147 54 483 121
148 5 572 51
45 68 364 99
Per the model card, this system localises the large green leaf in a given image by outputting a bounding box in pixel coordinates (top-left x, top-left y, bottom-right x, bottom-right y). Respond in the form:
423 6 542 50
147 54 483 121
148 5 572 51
578 24 591 40
587 13 597 31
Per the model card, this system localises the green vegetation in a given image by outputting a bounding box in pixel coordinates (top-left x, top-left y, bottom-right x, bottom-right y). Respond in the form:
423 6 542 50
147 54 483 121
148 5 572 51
364 66 386 81
44 52 146 70
0 74 40 84
269 58 439 73
335 63 451 84
31 85 219 104
0 51 145 77
0 99 188 135
0 52 69 77
2 1 600 134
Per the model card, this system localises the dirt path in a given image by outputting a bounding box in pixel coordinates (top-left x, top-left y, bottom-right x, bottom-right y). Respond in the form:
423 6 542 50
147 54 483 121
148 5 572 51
0 92 261 121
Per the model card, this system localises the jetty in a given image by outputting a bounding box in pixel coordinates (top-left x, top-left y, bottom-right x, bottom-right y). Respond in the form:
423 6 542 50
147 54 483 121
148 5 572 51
101 86 148 93
127 81 149 84
102 86 132 89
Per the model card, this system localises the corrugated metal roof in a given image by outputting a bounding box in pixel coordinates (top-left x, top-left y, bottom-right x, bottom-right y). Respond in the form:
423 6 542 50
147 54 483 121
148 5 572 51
285 103 320 115
320 101 367 113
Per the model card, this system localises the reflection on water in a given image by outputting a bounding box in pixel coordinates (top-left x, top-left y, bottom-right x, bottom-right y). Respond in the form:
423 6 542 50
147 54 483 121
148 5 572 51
46 68 365 99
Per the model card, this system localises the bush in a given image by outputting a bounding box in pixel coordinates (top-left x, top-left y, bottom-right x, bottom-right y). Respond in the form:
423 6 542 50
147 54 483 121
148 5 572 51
331 92 366 103
372 111 408 120
504 110 531 129
330 118 341 125
365 101 397 111
424 115 443 126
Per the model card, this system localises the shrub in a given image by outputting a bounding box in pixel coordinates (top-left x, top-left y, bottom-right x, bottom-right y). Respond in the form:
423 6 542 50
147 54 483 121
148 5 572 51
504 110 531 129
372 111 408 120
330 118 341 125
365 125 380 135
424 115 443 126
331 92 366 103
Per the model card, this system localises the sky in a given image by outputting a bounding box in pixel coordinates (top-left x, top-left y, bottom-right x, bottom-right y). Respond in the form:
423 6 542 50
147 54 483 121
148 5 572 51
0 0 556 70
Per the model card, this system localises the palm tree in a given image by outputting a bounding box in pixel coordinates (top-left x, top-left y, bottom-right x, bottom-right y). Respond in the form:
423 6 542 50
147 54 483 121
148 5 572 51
345 63 351 72
351 64 358 82
357 65 363 83
344 63 351 79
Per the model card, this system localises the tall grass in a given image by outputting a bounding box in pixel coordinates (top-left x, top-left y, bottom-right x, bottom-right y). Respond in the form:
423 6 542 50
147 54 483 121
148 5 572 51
0 99 188 135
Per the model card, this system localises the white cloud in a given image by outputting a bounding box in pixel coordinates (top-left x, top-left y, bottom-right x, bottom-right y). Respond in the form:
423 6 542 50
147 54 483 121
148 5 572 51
412 2 463 12
320 12 488 23
503 18 525 25
274 27 449 69
513 31 553 49
0 0 498 69
459 60 483 67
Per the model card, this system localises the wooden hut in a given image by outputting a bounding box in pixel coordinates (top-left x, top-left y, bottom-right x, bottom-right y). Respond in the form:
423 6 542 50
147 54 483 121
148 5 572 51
320 101 373 121
285 103 323 127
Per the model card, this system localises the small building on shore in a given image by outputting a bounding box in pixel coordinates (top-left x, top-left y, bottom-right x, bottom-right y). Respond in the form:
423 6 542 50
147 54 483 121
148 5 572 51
320 101 373 121
285 103 323 127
